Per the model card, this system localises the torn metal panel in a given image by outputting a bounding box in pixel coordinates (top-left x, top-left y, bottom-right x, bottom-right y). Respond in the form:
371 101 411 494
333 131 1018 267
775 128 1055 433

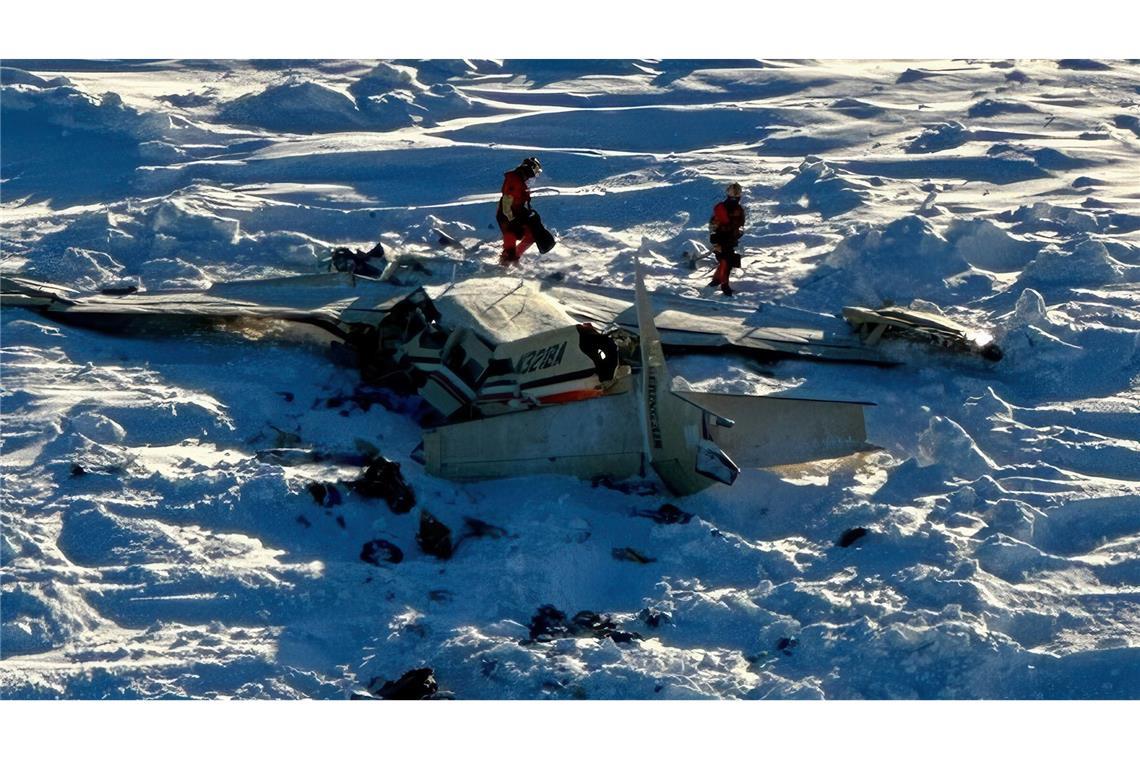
843 305 1002 361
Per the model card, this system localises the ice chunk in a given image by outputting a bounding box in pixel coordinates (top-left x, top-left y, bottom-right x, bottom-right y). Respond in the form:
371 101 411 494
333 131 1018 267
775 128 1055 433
917 416 996 480
1008 288 1048 328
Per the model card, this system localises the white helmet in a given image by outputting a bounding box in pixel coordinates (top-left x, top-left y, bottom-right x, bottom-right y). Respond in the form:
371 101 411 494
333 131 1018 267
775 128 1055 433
520 156 543 177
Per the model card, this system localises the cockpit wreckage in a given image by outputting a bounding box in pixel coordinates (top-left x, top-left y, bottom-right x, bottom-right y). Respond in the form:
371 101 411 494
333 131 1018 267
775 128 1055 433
1 257 1000 495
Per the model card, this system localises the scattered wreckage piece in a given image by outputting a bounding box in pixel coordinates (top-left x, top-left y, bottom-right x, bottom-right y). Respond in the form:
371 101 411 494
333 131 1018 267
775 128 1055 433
360 539 404 566
634 503 693 524
612 547 657 564
347 457 417 513
362 668 447 700
525 604 641 644
843 305 1003 361
416 510 454 560
326 241 388 278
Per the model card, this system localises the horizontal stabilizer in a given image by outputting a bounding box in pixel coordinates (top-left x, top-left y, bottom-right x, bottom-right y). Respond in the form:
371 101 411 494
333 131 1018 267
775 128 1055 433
671 389 736 428
673 390 873 468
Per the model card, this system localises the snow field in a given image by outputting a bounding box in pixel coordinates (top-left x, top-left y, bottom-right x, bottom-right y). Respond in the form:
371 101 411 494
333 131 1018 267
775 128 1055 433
2 59 1139 699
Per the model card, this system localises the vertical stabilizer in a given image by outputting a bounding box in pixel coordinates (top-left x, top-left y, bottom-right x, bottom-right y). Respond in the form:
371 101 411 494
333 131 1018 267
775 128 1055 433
634 260 739 494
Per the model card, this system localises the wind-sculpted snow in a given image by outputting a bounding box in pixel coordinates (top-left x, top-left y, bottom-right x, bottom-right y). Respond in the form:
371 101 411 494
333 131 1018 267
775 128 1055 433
220 81 368 133
777 158 873 218
217 66 498 135
1 70 218 206
2 59 1140 700
905 122 974 154
799 215 987 305
0 67 72 88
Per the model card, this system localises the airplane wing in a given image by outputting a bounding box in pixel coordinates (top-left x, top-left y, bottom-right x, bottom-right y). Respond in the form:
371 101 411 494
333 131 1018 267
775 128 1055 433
542 279 888 365
843 304 1002 360
5 266 888 367
1 272 421 337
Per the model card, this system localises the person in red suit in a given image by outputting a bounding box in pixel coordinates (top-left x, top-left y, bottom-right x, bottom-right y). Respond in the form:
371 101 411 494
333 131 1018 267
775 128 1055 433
496 157 542 266
708 182 746 296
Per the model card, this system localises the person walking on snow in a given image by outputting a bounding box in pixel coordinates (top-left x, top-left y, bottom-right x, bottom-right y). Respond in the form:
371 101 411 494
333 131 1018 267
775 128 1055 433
497 157 542 266
708 182 746 295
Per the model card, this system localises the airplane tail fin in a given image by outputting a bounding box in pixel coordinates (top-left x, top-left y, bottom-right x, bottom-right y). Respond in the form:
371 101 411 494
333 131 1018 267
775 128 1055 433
634 259 740 494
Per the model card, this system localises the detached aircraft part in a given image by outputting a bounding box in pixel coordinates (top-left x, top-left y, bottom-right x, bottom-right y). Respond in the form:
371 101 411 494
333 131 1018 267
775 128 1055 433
843 305 1003 361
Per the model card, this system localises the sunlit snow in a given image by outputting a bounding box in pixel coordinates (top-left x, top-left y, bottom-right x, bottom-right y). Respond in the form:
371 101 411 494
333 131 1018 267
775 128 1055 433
2 59 1138 699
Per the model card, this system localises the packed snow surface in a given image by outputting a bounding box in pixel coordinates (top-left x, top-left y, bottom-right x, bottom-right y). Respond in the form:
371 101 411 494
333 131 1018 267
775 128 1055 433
2 59 1139 699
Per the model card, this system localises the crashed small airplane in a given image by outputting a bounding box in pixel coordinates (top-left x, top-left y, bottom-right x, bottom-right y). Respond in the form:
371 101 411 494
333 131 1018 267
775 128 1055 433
419 268 875 494
2 259 879 495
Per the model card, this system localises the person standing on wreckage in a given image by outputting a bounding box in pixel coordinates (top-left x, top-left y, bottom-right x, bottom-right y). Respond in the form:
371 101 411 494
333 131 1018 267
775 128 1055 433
707 182 746 296
496 156 555 266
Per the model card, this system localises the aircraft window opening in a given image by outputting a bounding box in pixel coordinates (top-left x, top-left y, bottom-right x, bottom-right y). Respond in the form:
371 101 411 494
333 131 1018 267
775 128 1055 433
460 358 486 385
486 357 515 376
447 345 468 370
419 324 448 350
577 327 619 383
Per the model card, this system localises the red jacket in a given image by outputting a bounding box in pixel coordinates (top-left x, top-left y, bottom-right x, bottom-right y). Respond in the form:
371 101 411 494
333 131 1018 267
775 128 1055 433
709 200 745 248
498 170 531 224
706 199 743 247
